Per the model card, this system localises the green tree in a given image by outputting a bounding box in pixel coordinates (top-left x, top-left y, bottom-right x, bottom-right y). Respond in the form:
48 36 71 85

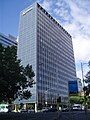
70 96 84 105
0 44 35 103
82 61 90 108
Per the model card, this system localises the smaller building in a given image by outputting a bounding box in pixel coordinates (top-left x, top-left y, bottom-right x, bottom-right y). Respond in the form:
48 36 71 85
0 33 17 47
68 78 82 94
69 81 78 94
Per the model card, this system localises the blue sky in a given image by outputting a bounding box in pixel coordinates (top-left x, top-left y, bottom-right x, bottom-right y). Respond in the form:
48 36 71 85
0 0 37 36
0 0 90 79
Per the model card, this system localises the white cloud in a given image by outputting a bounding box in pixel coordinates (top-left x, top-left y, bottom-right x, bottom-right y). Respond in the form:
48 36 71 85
67 0 90 27
53 0 72 23
63 0 90 63
73 36 90 61
64 22 90 62
40 0 53 12
55 0 90 78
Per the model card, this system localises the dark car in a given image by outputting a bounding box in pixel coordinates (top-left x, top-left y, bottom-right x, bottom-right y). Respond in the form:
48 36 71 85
62 107 70 112
43 108 58 113
20 109 28 113
28 109 35 113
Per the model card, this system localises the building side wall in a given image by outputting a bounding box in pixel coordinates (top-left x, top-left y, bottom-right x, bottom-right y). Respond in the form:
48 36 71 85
17 4 37 103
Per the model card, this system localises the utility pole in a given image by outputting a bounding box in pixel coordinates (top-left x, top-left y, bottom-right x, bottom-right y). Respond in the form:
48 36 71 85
81 62 88 114
81 62 85 87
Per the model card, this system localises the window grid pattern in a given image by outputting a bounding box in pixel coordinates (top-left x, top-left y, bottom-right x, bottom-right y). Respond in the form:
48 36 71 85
36 4 76 103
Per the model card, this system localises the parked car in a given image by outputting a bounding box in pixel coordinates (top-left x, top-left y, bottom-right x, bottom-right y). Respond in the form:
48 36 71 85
43 108 58 113
62 107 69 112
41 108 49 112
0 104 9 113
72 104 82 111
28 109 35 113
20 109 28 113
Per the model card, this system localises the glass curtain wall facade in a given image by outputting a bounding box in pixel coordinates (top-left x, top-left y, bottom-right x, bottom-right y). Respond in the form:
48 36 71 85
18 3 76 106
0 33 17 47
18 4 37 104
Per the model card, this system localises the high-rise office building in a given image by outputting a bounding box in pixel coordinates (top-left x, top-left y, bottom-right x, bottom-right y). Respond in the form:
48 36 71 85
0 33 17 47
18 3 76 109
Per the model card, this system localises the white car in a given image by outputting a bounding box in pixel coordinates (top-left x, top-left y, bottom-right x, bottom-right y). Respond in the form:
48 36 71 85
73 104 82 111
0 104 9 112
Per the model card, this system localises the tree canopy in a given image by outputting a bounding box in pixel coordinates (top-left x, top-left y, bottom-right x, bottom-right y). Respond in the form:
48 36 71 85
0 44 35 103
70 95 84 105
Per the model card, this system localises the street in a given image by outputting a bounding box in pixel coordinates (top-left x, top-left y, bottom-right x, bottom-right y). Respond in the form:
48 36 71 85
0 110 90 120
60 111 90 120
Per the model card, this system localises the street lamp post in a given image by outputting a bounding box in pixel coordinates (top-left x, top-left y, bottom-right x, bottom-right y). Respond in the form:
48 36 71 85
45 88 53 108
81 62 84 87
45 90 48 107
